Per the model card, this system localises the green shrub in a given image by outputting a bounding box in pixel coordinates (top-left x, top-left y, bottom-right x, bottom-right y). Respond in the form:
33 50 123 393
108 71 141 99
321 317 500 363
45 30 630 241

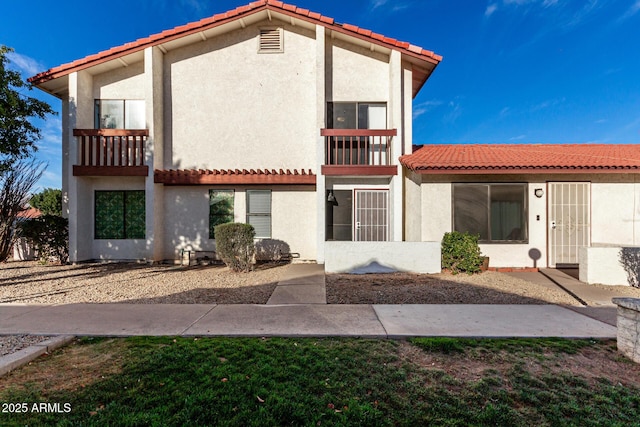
19 214 69 264
441 231 483 274
214 223 256 272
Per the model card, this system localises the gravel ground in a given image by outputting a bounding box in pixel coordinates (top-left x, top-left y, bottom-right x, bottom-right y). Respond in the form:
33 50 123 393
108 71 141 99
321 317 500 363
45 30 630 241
4 260 640 360
0 261 288 304
0 335 54 357
328 271 606 305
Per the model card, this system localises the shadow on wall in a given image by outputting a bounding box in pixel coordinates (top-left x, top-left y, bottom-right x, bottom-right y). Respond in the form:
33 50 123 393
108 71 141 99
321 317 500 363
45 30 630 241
348 260 399 275
619 247 640 288
256 239 296 262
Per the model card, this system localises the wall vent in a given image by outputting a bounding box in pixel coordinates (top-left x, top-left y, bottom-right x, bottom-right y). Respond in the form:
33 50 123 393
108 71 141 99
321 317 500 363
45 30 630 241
259 27 283 53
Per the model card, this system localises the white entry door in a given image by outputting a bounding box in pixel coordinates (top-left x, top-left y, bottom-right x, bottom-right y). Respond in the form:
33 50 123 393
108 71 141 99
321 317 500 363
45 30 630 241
354 189 389 241
548 182 590 267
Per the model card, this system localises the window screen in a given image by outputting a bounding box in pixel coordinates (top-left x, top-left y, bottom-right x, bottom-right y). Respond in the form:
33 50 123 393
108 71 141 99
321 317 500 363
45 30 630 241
95 190 145 239
247 190 271 238
209 190 234 239
453 184 527 243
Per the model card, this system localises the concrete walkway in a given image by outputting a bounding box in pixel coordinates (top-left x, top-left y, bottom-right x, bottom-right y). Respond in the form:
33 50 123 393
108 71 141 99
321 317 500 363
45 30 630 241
266 264 326 305
0 303 616 338
0 265 622 339
508 269 626 326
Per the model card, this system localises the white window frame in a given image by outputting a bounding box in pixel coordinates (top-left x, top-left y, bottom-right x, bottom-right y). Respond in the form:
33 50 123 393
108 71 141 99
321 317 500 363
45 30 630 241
246 190 272 238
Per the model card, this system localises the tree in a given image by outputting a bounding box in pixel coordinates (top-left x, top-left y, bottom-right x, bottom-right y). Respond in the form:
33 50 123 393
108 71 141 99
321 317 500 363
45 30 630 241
20 214 68 264
0 45 56 172
30 187 62 216
0 161 44 262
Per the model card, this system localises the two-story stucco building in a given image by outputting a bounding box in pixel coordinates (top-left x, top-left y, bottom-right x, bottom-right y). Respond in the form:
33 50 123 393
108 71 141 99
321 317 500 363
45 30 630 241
30 0 640 282
30 0 442 271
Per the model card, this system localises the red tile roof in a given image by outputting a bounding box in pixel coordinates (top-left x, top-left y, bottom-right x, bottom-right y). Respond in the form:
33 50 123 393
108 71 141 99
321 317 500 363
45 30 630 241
29 0 441 86
400 144 640 174
17 207 42 219
154 168 316 185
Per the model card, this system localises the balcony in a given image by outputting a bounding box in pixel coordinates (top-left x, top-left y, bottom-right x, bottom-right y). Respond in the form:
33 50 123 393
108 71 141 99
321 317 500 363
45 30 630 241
320 129 398 176
72 129 149 176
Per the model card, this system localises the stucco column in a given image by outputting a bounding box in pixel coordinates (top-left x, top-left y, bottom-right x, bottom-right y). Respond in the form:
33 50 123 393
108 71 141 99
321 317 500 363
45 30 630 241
144 46 164 262
316 24 326 263
389 50 403 241
66 71 93 262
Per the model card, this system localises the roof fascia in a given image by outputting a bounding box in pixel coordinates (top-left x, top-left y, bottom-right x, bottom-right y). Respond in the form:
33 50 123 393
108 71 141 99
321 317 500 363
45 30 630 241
407 167 640 175
30 3 440 87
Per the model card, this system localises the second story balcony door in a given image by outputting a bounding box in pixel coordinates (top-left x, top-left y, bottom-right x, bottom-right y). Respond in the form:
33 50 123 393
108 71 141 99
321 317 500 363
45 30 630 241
327 102 387 165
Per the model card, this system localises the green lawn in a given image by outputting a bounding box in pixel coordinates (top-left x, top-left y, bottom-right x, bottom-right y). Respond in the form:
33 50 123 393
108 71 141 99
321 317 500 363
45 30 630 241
0 337 639 426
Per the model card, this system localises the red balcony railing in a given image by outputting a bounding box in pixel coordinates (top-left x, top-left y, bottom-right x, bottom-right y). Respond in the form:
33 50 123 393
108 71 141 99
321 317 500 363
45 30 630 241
320 129 398 176
321 129 396 166
72 129 149 176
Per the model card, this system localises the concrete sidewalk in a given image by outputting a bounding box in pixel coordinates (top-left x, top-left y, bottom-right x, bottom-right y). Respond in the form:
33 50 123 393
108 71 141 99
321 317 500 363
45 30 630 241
0 303 616 338
540 268 617 306
267 264 326 305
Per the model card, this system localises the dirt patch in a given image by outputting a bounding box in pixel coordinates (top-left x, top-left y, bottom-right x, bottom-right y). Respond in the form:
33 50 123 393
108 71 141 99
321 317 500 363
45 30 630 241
327 271 581 305
0 338 127 394
397 340 640 390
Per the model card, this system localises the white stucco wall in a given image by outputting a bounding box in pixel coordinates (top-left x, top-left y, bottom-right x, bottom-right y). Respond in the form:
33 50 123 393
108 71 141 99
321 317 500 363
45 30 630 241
89 177 149 261
66 71 94 262
165 20 317 171
92 62 145 99
57 16 420 265
324 241 440 273
327 37 389 102
579 246 633 286
420 177 547 268
479 182 547 268
403 170 422 241
591 180 640 246
421 181 451 242
419 174 640 268
162 186 317 261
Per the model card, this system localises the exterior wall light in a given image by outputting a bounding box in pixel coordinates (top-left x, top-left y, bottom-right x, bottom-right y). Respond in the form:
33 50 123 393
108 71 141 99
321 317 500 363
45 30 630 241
534 188 544 198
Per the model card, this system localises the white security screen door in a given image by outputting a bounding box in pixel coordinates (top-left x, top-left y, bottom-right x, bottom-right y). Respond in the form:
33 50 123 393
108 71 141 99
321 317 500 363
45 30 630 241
354 189 389 241
548 182 590 267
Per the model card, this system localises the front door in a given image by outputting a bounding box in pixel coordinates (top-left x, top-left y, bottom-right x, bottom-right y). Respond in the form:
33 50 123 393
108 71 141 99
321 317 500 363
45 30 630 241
354 189 389 241
548 182 590 267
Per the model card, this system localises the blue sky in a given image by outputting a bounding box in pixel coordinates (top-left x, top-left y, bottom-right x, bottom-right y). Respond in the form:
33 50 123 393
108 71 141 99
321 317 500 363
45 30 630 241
2 0 640 190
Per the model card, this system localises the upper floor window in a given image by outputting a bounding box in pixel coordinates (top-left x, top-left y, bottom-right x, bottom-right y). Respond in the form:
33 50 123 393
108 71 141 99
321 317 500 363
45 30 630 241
327 102 386 129
94 99 145 129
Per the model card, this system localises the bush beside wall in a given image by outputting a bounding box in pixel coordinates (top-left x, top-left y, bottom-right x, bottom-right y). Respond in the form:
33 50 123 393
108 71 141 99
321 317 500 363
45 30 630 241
441 231 483 275
214 223 256 272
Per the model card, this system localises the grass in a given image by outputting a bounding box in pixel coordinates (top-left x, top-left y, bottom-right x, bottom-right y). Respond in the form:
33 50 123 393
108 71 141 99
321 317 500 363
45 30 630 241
0 337 638 426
